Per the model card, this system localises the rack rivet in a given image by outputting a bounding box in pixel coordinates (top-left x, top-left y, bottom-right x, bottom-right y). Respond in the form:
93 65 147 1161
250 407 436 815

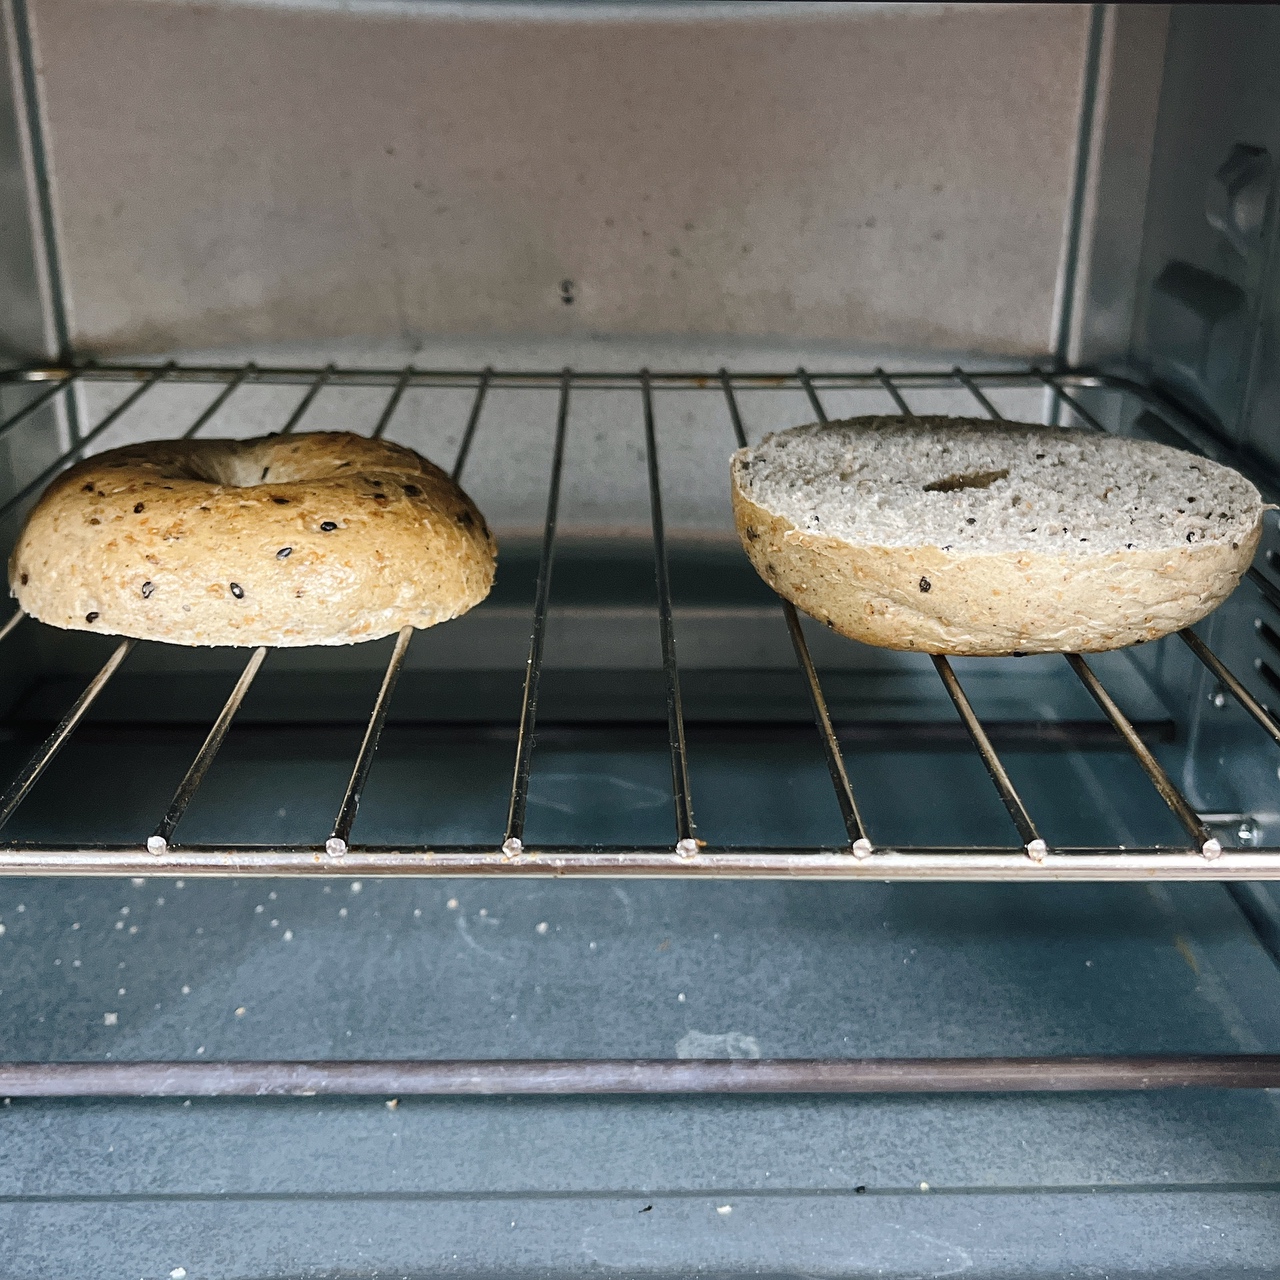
502 837 523 856
1025 838 1048 862
851 838 872 859
325 837 347 857
1201 837 1223 860
675 838 698 858
146 835 167 855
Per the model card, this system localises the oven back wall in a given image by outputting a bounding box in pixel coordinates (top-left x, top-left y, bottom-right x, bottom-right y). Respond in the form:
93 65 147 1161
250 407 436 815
25 0 1091 358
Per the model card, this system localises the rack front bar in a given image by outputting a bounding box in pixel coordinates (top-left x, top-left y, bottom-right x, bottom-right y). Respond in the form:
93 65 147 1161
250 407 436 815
0 844 1279 879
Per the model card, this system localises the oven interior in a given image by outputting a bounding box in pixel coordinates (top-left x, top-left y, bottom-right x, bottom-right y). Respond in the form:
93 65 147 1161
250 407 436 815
3 2 1280 1275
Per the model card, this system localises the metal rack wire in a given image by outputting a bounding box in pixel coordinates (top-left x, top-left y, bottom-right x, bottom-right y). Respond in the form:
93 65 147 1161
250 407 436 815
0 360 1278 880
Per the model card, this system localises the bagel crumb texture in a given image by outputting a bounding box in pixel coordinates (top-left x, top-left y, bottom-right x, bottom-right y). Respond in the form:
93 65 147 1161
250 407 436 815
731 416 1266 655
9 432 496 647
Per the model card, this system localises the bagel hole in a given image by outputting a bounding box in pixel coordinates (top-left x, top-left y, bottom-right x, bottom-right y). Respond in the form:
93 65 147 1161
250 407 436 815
180 451 329 489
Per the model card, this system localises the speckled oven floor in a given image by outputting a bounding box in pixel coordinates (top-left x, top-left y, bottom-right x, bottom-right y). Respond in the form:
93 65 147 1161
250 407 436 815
0 732 1279 1277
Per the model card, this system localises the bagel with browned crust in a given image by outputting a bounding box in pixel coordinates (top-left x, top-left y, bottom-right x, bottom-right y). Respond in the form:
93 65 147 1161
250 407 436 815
9 431 496 647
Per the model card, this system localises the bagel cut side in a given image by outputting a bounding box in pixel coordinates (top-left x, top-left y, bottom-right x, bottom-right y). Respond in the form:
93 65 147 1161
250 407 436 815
10 432 496 647
731 417 1265 656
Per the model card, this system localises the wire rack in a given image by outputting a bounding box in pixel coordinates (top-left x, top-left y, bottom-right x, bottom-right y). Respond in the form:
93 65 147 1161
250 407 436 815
0 360 1278 881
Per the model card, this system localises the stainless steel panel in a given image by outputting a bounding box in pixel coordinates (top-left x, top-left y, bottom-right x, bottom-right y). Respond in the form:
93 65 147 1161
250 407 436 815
1061 3 1169 367
1131 4 1280 449
0 0 57 362
26 0 1092 356
0 1 74 582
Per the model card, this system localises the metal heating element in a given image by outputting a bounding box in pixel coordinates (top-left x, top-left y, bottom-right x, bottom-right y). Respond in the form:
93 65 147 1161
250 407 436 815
0 361 1277 882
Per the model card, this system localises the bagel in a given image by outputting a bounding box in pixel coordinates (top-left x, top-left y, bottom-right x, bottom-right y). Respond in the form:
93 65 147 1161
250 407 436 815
731 417 1265 655
9 432 496 647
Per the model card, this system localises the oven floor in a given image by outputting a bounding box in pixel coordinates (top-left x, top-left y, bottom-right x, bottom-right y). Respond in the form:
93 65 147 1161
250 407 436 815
0 697 1277 1277
1 871 1279 1278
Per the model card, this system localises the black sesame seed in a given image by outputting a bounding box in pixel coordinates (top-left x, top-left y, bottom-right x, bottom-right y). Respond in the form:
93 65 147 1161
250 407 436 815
85 612 98 623
261 467 270 481
19 573 28 585
919 576 931 593
276 546 292 559
141 581 153 598
134 502 145 513
456 509 473 526
82 482 94 492
403 484 421 497
320 521 338 532
230 582 244 599
271 496 289 505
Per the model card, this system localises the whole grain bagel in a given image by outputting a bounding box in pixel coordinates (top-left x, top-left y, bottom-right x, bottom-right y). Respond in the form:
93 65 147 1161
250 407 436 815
9 431 496 647
731 417 1265 655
